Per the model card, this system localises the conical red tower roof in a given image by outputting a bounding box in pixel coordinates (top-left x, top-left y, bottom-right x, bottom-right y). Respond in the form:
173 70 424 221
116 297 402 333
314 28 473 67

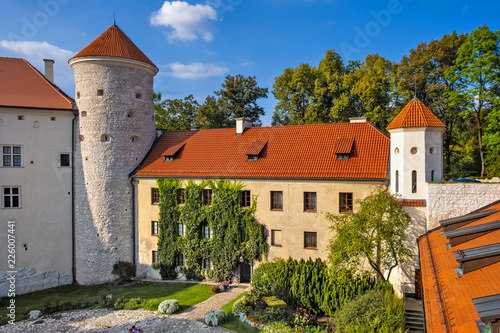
70 25 156 68
387 98 446 130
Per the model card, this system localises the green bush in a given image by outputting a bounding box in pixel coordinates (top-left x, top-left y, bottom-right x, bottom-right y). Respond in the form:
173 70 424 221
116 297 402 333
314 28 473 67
124 298 143 310
111 261 136 283
205 309 228 326
335 285 405 333
252 258 375 316
232 296 252 316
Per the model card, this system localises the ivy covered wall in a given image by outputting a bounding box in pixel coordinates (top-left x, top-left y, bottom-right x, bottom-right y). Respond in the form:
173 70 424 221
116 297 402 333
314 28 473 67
153 179 267 281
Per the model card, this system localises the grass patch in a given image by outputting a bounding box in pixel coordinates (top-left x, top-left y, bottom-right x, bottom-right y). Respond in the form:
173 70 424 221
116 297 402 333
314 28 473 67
220 292 259 333
264 295 288 308
0 281 213 325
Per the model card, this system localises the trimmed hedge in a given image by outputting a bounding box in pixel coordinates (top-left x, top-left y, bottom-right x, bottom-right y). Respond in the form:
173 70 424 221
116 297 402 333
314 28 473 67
252 258 375 316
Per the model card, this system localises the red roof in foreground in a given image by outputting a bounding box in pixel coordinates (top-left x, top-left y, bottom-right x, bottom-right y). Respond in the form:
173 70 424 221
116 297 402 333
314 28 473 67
70 25 156 68
418 201 500 333
0 57 73 110
134 122 390 180
387 99 446 130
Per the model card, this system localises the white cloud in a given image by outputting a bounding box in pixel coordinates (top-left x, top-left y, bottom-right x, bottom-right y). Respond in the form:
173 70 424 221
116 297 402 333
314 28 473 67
164 62 228 79
150 1 218 42
0 40 74 60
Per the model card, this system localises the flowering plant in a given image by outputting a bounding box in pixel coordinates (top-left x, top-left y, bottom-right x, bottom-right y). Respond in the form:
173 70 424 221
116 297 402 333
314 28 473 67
29 310 42 320
211 284 221 293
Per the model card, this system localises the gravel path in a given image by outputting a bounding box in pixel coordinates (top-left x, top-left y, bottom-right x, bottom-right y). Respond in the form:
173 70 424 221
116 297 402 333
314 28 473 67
0 283 250 333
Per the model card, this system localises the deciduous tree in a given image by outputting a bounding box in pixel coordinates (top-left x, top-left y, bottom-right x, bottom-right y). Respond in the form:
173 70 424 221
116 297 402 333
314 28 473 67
328 189 411 282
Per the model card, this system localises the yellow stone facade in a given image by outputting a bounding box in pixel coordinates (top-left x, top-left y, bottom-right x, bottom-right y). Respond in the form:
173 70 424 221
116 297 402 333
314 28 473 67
133 177 383 278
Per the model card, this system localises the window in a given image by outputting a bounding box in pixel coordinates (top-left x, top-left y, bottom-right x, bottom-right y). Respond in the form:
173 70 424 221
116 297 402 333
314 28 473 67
97 89 104 96
151 221 159 235
203 189 212 206
304 192 317 212
412 170 417 193
177 188 185 205
151 188 160 204
127 112 133 118
241 190 251 208
131 136 138 143
81 111 87 117
152 251 158 264
177 223 186 237
77 91 80 99
177 253 184 266
203 224 212 239
50 117 56 121
60 153 70 167
339 193 353 213
336 153 349 161
202 258 212 269
2 186 20 208
271 229 282 246
395 170 399 193
271 191 283 210
431 170 435 182
3 146 22 167
136 93 142 99
17 115 24 120
304 232 317 249
101 134 110 142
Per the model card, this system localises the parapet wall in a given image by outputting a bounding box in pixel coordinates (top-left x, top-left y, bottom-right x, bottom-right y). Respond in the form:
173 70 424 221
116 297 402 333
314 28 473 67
427 182 500 229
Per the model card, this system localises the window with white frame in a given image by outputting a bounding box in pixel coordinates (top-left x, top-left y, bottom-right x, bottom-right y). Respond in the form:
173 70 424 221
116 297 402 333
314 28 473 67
202 258 212 269
2 186 21 208
2 146 22 167
152 250 158 264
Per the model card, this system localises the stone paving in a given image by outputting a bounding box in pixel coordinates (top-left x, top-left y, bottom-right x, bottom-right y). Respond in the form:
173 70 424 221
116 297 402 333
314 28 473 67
0 283 251 333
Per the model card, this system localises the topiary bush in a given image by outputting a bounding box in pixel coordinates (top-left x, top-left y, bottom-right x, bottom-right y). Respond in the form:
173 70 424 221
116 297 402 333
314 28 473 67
232 296 252 316
158 299 179 314
111 261 136 283
205 309 228 326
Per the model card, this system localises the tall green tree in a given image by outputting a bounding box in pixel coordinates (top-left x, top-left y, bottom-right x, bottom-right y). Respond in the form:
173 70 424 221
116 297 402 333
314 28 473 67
215 74 268 127
328 189 411 282
445 24 500 176
153 92 199 131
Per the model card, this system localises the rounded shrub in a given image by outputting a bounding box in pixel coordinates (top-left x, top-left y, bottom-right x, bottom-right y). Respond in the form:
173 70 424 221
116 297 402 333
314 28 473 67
335 289 385 332
111 261 136 283
205 309 228 326
158 299 179 314
232 296 252 316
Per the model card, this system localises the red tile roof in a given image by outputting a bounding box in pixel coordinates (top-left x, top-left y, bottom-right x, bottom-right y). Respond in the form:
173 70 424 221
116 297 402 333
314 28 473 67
333 137 355 154
0 57 73 110
418 201 500 332
396 199 427 207
387 99 446 130
134 122 390 180
70 25 157 68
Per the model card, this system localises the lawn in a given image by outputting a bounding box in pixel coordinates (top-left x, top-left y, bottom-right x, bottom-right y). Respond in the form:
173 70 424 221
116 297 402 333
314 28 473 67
0 281 213 325
220 292 260 333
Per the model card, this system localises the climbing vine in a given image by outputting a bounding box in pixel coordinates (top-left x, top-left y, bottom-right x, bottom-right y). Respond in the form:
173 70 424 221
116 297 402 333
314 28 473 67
153 179 267 281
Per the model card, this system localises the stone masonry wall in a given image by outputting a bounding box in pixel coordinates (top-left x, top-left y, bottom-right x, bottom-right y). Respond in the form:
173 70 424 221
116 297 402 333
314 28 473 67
0 268 72 297
73 61 155 285
427 182 500 229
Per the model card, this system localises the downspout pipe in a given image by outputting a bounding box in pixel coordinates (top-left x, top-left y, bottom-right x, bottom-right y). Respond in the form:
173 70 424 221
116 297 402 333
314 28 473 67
71 106 77 284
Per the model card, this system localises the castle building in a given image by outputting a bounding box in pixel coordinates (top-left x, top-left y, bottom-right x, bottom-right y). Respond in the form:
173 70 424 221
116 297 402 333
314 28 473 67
0 57 75 294
68 24 159 284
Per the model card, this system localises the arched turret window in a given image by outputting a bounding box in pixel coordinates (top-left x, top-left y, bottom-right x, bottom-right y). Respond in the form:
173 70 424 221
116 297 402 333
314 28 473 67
395 170 399 193
412 171 417 193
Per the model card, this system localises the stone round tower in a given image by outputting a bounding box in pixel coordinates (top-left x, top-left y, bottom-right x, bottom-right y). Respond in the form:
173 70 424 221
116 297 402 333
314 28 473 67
69 24 158 284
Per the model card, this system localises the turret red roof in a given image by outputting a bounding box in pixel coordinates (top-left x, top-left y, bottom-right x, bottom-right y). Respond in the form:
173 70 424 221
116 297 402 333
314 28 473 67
70 25 156 68
134 122 390 180
387 99 446 130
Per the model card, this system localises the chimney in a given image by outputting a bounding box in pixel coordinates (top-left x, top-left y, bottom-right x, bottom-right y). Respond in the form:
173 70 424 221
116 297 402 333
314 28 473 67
43 59 55 84
349 117 367 123
235 118 252 136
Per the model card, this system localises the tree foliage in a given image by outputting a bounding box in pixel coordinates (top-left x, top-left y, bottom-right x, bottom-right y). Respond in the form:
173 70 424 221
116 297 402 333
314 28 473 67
154 179 267 282
154 92 198 131
327 189 411 282
445 24 500 176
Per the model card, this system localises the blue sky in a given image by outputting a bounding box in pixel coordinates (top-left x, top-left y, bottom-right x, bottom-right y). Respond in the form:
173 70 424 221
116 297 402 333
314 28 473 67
1 0 499 126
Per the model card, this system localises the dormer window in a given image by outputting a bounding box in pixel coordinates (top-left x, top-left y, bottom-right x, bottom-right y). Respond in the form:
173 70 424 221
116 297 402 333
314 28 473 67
334 137 354 161
245 140 267 162
163 142 185 162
